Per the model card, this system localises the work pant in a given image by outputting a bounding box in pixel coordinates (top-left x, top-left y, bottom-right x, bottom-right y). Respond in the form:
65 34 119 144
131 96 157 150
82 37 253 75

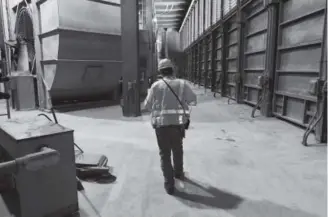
155 125 184 187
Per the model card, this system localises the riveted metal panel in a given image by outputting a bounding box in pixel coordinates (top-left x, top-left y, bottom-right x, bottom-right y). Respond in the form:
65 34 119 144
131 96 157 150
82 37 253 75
273 0 326 126
213 26 223 94
242 0 268 105
224 14 239 99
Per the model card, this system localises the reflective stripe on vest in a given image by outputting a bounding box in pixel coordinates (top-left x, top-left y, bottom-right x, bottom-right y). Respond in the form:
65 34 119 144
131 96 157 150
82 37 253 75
152 109 190 116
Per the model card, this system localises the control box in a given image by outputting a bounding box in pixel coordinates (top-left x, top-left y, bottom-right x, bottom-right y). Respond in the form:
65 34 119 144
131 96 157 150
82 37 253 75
0 116 78 217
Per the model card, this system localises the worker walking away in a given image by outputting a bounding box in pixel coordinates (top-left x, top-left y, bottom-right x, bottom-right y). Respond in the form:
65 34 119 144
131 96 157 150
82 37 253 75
143 58 197 195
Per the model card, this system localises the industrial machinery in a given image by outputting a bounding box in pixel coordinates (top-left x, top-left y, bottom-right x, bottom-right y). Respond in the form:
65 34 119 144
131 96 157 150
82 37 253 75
0 116 78 217
7 0 154 109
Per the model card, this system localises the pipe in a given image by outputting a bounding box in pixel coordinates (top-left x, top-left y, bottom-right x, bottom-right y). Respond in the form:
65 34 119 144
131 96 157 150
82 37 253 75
0 147 60 175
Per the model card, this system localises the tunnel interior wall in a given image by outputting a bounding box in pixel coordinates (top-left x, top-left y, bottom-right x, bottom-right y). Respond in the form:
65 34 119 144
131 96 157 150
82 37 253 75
179 0 327 142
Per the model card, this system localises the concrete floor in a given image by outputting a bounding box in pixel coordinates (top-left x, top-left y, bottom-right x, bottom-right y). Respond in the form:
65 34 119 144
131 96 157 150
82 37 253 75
0 86 327 217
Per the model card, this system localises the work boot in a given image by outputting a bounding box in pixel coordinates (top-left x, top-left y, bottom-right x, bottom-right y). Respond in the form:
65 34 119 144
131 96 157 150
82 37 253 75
164 183 175 195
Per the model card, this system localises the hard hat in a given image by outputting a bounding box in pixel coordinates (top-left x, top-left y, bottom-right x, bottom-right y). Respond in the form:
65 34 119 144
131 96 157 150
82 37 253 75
158 58 174 71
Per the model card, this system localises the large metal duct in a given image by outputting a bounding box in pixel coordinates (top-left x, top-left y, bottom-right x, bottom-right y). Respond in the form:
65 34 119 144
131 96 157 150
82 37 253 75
166 28 183 75
36 0 122 105
14 0 152 106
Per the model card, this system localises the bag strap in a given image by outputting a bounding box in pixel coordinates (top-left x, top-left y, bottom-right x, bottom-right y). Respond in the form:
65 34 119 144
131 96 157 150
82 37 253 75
161 78 186 116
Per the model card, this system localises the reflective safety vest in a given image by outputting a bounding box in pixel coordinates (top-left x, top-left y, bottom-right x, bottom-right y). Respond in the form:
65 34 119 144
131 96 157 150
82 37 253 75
143 77 197 128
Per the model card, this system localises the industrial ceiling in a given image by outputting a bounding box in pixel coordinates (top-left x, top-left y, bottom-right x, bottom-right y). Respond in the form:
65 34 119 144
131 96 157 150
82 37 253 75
154 0 191 30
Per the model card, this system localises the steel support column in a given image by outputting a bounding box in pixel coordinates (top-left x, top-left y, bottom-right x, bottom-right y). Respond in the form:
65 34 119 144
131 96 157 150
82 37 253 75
261 0 279 117
235 0 244 103
220 0 226 96
145 0 154 80
315 7 327 143
221 25 227 96
198 43 202 85
211 30 216 92
33 0 51 110
121 0 141 117
204 38 209 88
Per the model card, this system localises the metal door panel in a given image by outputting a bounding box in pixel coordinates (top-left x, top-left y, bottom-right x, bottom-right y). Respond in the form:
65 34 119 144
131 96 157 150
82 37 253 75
193 46 198 83
200 39 206 86
206 35 212 88
213 27 223 94
224 15 238 99
273 0 326 126
196 44 201 84
242 0 268 105
189 51 193 80
281 0 326 22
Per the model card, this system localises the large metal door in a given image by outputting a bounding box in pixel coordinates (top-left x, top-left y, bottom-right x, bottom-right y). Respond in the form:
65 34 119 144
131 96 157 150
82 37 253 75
242 0 268 105
273 0 326 126
213 26 223 94
224 15 239 99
